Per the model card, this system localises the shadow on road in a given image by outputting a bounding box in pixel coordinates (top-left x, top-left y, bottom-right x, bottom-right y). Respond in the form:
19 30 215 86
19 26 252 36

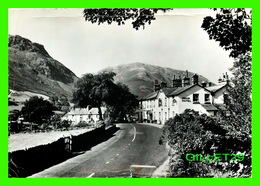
72 126 120 153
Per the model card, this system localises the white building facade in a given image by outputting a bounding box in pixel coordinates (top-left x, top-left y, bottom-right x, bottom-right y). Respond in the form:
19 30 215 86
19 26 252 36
139 72 228 125
62 106 106 125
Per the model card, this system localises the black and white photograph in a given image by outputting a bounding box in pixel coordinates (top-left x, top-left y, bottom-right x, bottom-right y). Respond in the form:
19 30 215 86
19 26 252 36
8 8 252 178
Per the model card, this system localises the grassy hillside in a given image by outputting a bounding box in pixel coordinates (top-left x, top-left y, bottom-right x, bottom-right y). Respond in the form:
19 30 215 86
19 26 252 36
8 35 78 99
102 62 210 98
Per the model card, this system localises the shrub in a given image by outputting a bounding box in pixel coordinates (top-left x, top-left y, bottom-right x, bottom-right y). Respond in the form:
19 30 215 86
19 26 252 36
162 109 251 177
73 121 92 128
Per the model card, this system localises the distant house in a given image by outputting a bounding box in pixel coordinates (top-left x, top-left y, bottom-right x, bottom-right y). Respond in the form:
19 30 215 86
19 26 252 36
62 106 106 125
138 71 229 124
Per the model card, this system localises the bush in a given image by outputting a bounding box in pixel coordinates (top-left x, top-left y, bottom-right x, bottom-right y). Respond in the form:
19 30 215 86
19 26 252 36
59 120 71 130
73 121 92 128
162 109 251 178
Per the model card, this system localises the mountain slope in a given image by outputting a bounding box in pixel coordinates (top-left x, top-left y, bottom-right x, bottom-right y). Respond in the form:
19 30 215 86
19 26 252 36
101 62 210 98
8 35 78 99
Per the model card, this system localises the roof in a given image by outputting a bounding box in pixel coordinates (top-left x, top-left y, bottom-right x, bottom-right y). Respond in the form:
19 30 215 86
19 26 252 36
167 84 206 97
141 91 159 101
141 84 213 100
64 107 106 116
201 104 218 111
66 108 89 115
140 87 178 101
161 87 177 96
87 107 106 115
205 82 227 93
53 110 65 115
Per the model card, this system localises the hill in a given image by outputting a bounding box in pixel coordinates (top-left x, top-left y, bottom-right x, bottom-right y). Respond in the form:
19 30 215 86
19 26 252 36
8 35 78 99
101 62 210 98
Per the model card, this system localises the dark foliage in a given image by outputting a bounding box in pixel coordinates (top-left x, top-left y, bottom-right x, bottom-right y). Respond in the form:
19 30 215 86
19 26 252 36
201 8 251 58
105 82 139 122
72 71 138 122
83 8 170 30
8 109 21 121
21 96 54 124
163 109 251 177
49 94 70 111
72 71 116 120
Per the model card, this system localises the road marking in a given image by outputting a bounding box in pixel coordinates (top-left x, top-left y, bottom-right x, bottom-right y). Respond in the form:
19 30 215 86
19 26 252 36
87 173 95 178
116 154 119 156
106 161 110 164
130 124 136 142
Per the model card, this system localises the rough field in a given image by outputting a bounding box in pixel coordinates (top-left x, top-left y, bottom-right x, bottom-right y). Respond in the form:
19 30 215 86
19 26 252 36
8 128 94 152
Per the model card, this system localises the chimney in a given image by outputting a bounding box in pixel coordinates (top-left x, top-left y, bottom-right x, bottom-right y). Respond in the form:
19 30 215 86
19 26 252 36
182 70 191 87
192 74 199 85
161 82 167 88
218 77 223 84
225 72 229 81
208 82 212 87
154 79 160 92
173 74 182 88
201 81 207 88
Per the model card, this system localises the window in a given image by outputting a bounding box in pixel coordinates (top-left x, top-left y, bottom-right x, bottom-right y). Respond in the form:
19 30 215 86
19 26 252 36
193 94 199 103
158 98 162 107
165 97 167 107
165 112 167 120
139 102 142 109
172 98 176 106
223 93 228 104
172 111 175 117
205 94 210 103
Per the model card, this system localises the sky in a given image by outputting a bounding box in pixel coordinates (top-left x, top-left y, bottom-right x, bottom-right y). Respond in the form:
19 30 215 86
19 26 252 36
8 8 234 83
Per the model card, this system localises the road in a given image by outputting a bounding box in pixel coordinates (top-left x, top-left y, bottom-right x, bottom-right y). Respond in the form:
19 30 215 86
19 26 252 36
29 123 168 178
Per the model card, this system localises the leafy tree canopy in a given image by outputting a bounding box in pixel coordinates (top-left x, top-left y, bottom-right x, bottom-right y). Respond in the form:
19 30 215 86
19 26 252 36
105 82 139 121
21 96 54 124
72 71 138 121
83 8 170 30
201 8 251 58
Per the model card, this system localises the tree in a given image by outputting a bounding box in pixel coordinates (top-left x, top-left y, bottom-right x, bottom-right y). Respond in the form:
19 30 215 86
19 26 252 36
201 8 251 58
83 8 170 30
202 9 252 175
72 71 116 120
21 96 54 124
72 71 138 122
49 95 70 111
106 82 139 121
8 109 20 121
